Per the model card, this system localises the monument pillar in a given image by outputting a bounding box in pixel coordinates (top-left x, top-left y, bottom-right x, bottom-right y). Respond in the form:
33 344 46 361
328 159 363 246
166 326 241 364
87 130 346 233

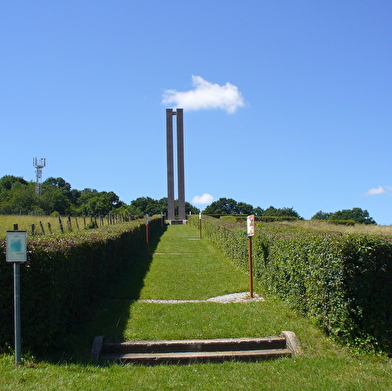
166 109 175 221
176 109 186 221
166 108 186 223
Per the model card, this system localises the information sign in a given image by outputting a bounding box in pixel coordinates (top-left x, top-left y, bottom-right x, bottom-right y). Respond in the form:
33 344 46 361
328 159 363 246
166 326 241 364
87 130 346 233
6 231 27 263
247 215 255 237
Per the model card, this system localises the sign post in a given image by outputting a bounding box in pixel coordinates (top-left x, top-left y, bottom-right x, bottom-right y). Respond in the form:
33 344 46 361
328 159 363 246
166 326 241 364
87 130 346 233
246 215 255 298
6 225 27 365
145 214 149 252
199 212 202 239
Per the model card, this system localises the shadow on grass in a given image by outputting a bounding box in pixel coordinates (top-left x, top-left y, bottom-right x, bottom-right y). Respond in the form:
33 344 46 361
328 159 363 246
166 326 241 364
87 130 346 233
41 224 167 364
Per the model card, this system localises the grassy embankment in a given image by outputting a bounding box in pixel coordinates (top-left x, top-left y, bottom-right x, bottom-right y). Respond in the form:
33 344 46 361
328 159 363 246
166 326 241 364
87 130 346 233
0 214 132 237
276 219 392 235
0 214 91 236
1 223 391 390
0 214 61 233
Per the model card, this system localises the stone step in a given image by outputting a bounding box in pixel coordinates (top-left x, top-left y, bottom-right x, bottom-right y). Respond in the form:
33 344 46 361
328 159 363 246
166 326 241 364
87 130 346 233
102 348 293 365
91 332 302 365
103 337 287 354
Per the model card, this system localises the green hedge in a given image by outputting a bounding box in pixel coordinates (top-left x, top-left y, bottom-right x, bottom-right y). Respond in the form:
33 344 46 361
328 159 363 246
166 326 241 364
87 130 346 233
0 217 162 352
210 215 299 223
328 220 356 226
190 216 392 352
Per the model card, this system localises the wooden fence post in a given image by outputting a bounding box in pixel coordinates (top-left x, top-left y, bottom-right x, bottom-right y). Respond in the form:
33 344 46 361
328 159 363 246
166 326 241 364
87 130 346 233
67 216 72 232
58 216 64 234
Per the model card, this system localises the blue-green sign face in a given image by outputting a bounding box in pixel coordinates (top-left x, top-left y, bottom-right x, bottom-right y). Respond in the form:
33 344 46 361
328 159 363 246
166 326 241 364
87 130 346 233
6 232 27 263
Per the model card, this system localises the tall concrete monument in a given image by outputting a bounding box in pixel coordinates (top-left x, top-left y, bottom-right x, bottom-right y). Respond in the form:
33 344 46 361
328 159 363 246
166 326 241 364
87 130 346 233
166 108 186 223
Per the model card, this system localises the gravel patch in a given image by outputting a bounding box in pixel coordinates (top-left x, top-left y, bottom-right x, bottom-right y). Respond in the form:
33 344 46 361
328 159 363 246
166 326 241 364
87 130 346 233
137 292 265 304
207 292 265 303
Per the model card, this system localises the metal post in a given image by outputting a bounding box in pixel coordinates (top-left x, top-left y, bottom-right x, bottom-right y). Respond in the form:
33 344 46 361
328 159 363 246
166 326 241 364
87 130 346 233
199 213 202 239
14 263 21 365
145 224 149 252
248 236 253 298
12 223 21 365
145 214 149 253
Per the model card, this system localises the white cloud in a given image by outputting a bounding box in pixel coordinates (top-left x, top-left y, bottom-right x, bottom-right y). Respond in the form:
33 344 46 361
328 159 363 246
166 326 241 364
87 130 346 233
366 186 387 196
162 75 245 113
192 193 214 205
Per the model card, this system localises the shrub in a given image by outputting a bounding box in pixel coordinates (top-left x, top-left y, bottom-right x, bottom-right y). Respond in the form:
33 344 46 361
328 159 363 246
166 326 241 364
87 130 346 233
190 216 392 352
0 217 162 352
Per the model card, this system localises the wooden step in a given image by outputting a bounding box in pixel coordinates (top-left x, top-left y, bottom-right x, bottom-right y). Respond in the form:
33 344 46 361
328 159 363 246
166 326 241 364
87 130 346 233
91 332 302 365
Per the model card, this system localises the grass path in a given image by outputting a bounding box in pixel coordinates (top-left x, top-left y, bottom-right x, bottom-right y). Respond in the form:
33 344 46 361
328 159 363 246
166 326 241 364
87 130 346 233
138 224 250 300
1 224 392 390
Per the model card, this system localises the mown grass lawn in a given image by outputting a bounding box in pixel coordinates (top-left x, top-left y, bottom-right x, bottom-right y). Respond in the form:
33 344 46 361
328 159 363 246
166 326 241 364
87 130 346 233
1 224 391 390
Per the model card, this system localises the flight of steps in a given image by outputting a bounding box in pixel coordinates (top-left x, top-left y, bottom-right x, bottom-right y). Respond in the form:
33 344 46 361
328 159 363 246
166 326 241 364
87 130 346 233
91 331 302 365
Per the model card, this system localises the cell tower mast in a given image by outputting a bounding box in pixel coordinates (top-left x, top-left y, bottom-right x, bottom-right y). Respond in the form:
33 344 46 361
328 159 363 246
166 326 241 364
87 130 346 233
33 157 46 195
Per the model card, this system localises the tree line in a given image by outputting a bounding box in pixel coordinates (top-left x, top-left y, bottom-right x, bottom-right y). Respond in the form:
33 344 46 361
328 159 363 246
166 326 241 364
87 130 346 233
0 175 199 217
203 197 302 218
311 208 376 224
203 197 376 224
0 175 376 224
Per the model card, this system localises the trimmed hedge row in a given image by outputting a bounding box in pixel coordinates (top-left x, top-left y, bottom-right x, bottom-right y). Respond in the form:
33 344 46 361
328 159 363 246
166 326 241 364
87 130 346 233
0 217 162 352
191 216 392 352
209 214 300 223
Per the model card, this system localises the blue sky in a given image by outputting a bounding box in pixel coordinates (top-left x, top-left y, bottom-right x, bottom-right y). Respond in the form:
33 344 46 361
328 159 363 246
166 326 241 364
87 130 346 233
1 1 391 223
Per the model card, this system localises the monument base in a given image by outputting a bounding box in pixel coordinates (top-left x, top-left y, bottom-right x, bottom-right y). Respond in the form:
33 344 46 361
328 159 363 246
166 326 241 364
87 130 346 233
166 220 188 225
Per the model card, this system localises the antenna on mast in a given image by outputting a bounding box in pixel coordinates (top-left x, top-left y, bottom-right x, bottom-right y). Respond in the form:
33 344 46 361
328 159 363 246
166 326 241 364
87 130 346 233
33 157 46 195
